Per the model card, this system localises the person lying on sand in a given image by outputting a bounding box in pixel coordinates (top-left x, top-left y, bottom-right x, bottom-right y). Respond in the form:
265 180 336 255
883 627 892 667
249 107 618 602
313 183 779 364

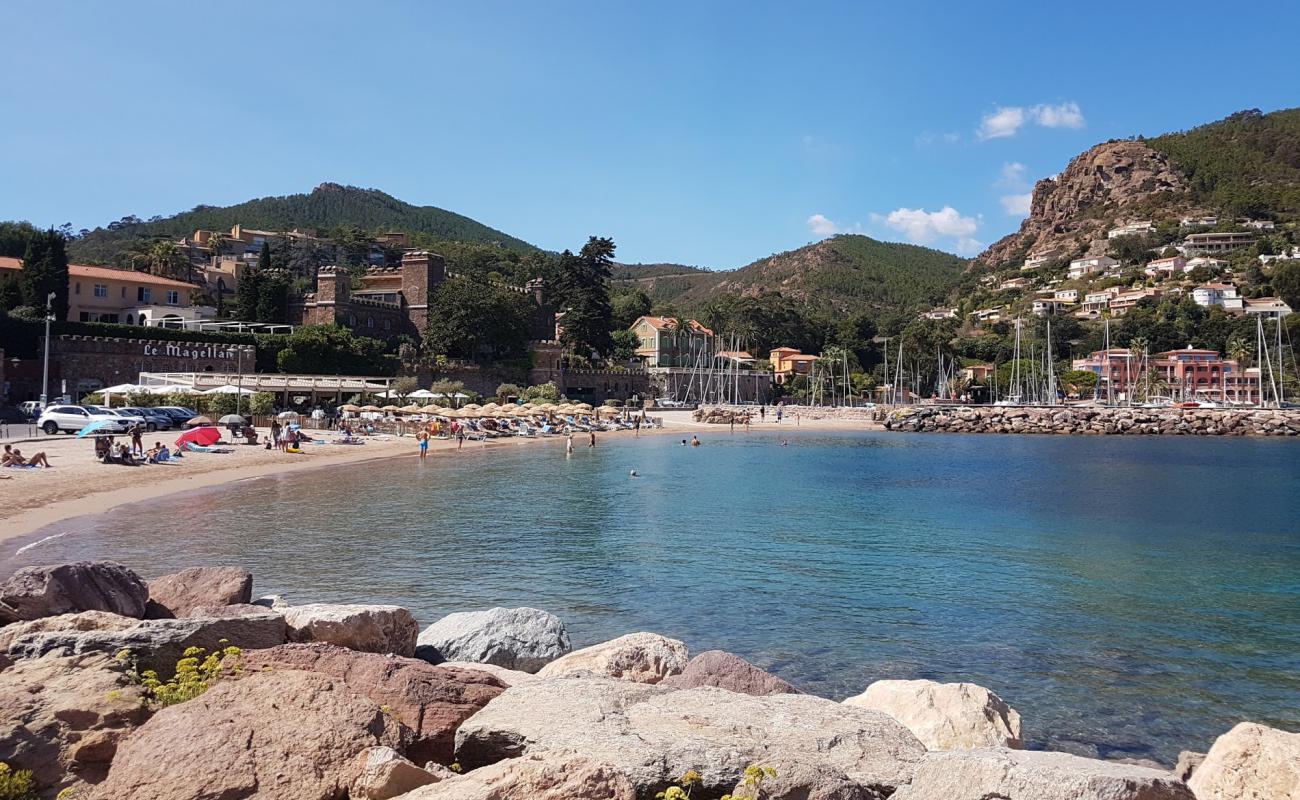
5 446 51 467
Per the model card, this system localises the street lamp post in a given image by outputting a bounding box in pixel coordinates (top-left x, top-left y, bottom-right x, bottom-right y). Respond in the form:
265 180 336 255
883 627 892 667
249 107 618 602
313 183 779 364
39 291 55 410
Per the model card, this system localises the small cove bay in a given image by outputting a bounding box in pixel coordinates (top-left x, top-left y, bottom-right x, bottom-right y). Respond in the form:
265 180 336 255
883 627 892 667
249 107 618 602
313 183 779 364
8 430 1299 763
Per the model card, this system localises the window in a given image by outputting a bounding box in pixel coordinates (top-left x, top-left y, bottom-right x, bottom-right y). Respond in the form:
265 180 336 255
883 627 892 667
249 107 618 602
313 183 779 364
74 282 81 295
137 287 152 303
383 319 392 330
93 284 108 298
367 317 374 328
166 290 179 305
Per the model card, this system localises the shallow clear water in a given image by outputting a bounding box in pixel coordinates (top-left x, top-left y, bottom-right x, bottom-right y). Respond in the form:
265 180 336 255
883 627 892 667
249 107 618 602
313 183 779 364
6 430 1299 763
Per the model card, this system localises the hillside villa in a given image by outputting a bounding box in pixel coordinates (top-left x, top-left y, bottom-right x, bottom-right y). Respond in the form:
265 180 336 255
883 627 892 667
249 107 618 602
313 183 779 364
629 316 715 368
0 256 206 327
1144 256 1186 277
1181 231 1255 254
1068 256 1118 280
1107 221 1155 239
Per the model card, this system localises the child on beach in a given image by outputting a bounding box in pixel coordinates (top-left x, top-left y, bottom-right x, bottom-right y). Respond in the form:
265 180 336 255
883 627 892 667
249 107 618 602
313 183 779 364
417 429 429 459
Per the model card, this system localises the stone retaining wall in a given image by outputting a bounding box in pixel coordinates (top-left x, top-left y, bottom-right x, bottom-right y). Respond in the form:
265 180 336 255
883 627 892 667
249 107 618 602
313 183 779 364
695 405 881 423
885 405 1300 436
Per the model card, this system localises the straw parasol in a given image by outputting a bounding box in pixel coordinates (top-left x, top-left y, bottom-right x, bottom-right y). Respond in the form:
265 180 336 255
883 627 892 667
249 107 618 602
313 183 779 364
340 404 361 412
419 404 440 414
576 402 594 411
462 403 482 412
399 404 421 414
360 405 382 413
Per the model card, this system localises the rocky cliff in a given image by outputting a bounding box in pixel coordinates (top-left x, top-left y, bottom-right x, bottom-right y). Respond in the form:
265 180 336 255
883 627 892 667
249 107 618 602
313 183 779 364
977 141 1192 268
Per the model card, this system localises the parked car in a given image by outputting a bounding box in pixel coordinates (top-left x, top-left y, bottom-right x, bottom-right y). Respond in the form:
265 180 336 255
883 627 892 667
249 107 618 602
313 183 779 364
117 407 174 432
18 401 43 419
36 405 132 435
154 406 201 426
87 407 150 430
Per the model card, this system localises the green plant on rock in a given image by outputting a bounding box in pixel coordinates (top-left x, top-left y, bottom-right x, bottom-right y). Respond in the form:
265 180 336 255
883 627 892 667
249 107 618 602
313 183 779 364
120 642 243 707
0 762 36 800
722 764 777 800
656 769 702 800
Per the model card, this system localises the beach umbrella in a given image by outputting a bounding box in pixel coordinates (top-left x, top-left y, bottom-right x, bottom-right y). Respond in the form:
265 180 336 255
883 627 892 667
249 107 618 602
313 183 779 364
187 416 213 427
381 404 400 413
140 384 197 395
360 405 381 413
175 426 220 448
340 404 361 412
277 411 300 419
75 418 116 438
462 403 482 411
576 403 594 411
399 404 421 414
409 389 436 399
218 414 245 425
419 404 439 414
204 385 254 396
102 383 139 395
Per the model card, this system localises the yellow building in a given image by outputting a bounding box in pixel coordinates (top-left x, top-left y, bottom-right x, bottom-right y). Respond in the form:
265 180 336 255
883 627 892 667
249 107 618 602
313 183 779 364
629 316 714 367
769 347 818 384
0 257 198 325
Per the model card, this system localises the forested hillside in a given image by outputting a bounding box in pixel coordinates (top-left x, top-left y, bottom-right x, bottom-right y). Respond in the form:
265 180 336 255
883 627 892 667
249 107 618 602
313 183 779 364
67 183 537 266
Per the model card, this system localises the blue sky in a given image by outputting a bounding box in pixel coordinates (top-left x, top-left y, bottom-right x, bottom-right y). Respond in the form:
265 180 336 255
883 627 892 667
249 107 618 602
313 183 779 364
2 1 1297 268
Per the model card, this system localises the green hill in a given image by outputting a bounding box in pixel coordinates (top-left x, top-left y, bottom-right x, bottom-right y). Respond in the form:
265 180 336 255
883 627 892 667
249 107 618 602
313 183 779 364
67 183 538 265
614 234 969 315
1147 107 1300 218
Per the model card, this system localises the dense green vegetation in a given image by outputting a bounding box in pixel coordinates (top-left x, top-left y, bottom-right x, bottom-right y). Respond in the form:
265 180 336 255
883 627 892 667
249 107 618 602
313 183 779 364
65 183 539 266
1149 108 1300 219
611 234 969 317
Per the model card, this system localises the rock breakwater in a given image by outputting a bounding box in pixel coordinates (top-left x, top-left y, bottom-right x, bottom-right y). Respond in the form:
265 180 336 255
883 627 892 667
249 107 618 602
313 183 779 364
884 405 1300 436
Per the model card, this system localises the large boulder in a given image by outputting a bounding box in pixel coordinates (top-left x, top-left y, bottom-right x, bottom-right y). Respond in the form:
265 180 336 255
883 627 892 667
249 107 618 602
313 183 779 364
1188 722 1300 800
660 650 800 695
242 643 505 764
6 612 287 674
536 632 688 684
145 566 253 619
727 761 878 800
90 669 406 800
389 752 636 800
0 561 148 622
455 677 925 797
282 603 419 656
892 748 1195 800
352 746 440 800
0 652 150 796
415 607 570 673
0 610 138 652
843 679 1022 749
439 661 539 688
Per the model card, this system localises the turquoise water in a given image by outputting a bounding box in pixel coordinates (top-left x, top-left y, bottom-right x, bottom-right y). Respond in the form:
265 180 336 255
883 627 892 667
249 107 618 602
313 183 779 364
6 430 1299 763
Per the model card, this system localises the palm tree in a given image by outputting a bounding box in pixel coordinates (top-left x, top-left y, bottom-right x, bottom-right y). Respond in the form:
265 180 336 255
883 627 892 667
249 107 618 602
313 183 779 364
208 233 227 264
1226 335 1251 367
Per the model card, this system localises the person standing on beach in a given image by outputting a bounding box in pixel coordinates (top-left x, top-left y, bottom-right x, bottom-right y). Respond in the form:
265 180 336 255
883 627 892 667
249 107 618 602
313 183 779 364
417 429 429 459
760 405 766 421
729 417 735 433
566 433 574 455
776 407 783 424
588 430 596 448
455 422 465 450
744 415 750 433
633 416 641 438
130 423 144 456
271 420 282 452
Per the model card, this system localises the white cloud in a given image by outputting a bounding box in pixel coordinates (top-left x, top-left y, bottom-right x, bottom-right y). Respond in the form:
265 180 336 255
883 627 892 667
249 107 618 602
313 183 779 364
997 161 1027 188
1033 101 1085 129
916 130 961 146
954 237 985 256
806 213 862 237
1000 192 1033 216
878 206 979 246
977 107 1027 140
977 102 1085 140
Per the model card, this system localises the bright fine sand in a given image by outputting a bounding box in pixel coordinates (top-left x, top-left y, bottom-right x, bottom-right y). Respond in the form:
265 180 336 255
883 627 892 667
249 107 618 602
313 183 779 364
0 409 877 545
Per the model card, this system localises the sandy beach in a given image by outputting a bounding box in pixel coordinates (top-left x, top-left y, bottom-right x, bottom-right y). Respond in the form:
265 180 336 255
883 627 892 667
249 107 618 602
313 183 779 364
0 409 882 546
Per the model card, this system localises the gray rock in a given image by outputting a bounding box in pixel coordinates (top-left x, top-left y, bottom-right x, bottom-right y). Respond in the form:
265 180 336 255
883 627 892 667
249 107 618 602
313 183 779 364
145 566 253 619
415 607 569 673
396 752 637 800
455 677 925 797
660 649 800 695
7 612 287 673
282 603 419 657
892 748 1195 800
729 761 882 800
0 561 149 622
0 610 139 653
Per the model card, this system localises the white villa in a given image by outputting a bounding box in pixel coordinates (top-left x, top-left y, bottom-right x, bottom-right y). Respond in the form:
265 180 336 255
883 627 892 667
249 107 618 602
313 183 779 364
1068 255 1119 280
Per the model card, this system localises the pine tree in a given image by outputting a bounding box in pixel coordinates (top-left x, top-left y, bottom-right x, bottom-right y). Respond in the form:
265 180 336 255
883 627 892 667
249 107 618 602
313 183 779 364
235 266 263 321
20 229 69 319
258 240 271 270
0 275 21 312
556 236 616 357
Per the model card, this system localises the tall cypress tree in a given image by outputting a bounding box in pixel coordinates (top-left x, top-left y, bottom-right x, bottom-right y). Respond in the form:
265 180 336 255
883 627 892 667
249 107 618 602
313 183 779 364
556 236 616 357
20 229 69 319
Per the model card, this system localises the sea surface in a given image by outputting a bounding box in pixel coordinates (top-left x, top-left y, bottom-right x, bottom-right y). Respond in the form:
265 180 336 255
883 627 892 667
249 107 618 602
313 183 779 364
6 430 1300 763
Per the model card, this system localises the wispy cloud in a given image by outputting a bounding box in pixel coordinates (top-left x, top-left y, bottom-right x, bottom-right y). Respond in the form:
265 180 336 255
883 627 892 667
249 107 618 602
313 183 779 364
871 206 981 254
916 130 962 146
806 213 862 237
997 161 1028 189
977 102 1086 140
1000 193 1033 217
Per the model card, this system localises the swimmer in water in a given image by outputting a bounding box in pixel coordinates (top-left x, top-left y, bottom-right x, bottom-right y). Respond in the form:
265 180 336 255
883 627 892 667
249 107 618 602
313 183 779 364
690 435 701 447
